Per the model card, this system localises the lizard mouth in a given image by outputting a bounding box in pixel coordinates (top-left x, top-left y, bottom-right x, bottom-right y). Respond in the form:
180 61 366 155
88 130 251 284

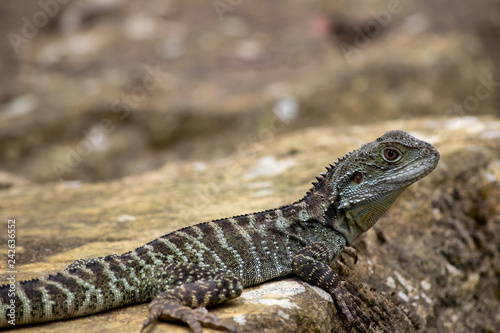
392 150 439 185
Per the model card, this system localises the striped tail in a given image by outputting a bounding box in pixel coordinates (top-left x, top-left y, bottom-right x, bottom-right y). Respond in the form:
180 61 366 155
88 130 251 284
0 254 149 327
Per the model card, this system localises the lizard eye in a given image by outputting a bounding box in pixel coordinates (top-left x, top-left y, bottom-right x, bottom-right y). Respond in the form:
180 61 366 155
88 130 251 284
382 147 401 162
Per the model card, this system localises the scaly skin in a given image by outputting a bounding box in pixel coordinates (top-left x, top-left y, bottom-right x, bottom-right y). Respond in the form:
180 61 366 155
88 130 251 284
0 130 439 332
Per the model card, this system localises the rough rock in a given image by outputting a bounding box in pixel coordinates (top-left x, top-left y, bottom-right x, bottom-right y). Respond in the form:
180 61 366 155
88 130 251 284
1 116 499 332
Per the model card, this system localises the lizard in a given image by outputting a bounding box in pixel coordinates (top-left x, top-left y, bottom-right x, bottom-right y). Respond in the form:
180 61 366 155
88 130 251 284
0 130 439 332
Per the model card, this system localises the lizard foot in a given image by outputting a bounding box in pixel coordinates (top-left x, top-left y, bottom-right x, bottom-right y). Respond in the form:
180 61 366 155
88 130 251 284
339 246 358 271
330 284 370 333
142 298 235 333
341 246 358 264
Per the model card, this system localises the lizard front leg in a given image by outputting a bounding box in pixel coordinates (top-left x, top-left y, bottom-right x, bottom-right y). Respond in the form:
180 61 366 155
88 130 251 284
292 242 370 332
142 263 243 333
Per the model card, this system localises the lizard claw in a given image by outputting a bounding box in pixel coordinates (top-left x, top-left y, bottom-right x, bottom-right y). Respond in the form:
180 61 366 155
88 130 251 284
341 246 358 264
142 298 235 333
330 285 370 333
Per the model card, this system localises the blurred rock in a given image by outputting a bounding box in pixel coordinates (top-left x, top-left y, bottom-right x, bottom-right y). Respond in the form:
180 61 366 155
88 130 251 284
0 0 499 185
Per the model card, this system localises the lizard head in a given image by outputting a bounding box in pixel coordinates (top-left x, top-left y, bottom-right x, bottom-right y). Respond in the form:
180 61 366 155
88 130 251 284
318 130 440 244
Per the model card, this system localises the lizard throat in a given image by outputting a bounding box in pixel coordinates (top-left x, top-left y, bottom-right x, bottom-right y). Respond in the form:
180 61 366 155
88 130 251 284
339 186 408 244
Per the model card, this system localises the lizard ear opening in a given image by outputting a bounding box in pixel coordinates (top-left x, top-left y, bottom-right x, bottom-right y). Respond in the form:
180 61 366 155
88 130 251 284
352 171 363 184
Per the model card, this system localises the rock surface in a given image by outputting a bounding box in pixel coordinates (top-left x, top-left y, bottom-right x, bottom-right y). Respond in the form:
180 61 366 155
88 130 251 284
1 116 500 332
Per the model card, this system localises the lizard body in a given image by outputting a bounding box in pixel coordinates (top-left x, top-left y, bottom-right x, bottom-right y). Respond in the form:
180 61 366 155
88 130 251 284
0 130 439 332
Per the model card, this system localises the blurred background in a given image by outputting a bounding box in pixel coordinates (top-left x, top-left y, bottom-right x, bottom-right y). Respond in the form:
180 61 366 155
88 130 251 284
0 0 499 183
